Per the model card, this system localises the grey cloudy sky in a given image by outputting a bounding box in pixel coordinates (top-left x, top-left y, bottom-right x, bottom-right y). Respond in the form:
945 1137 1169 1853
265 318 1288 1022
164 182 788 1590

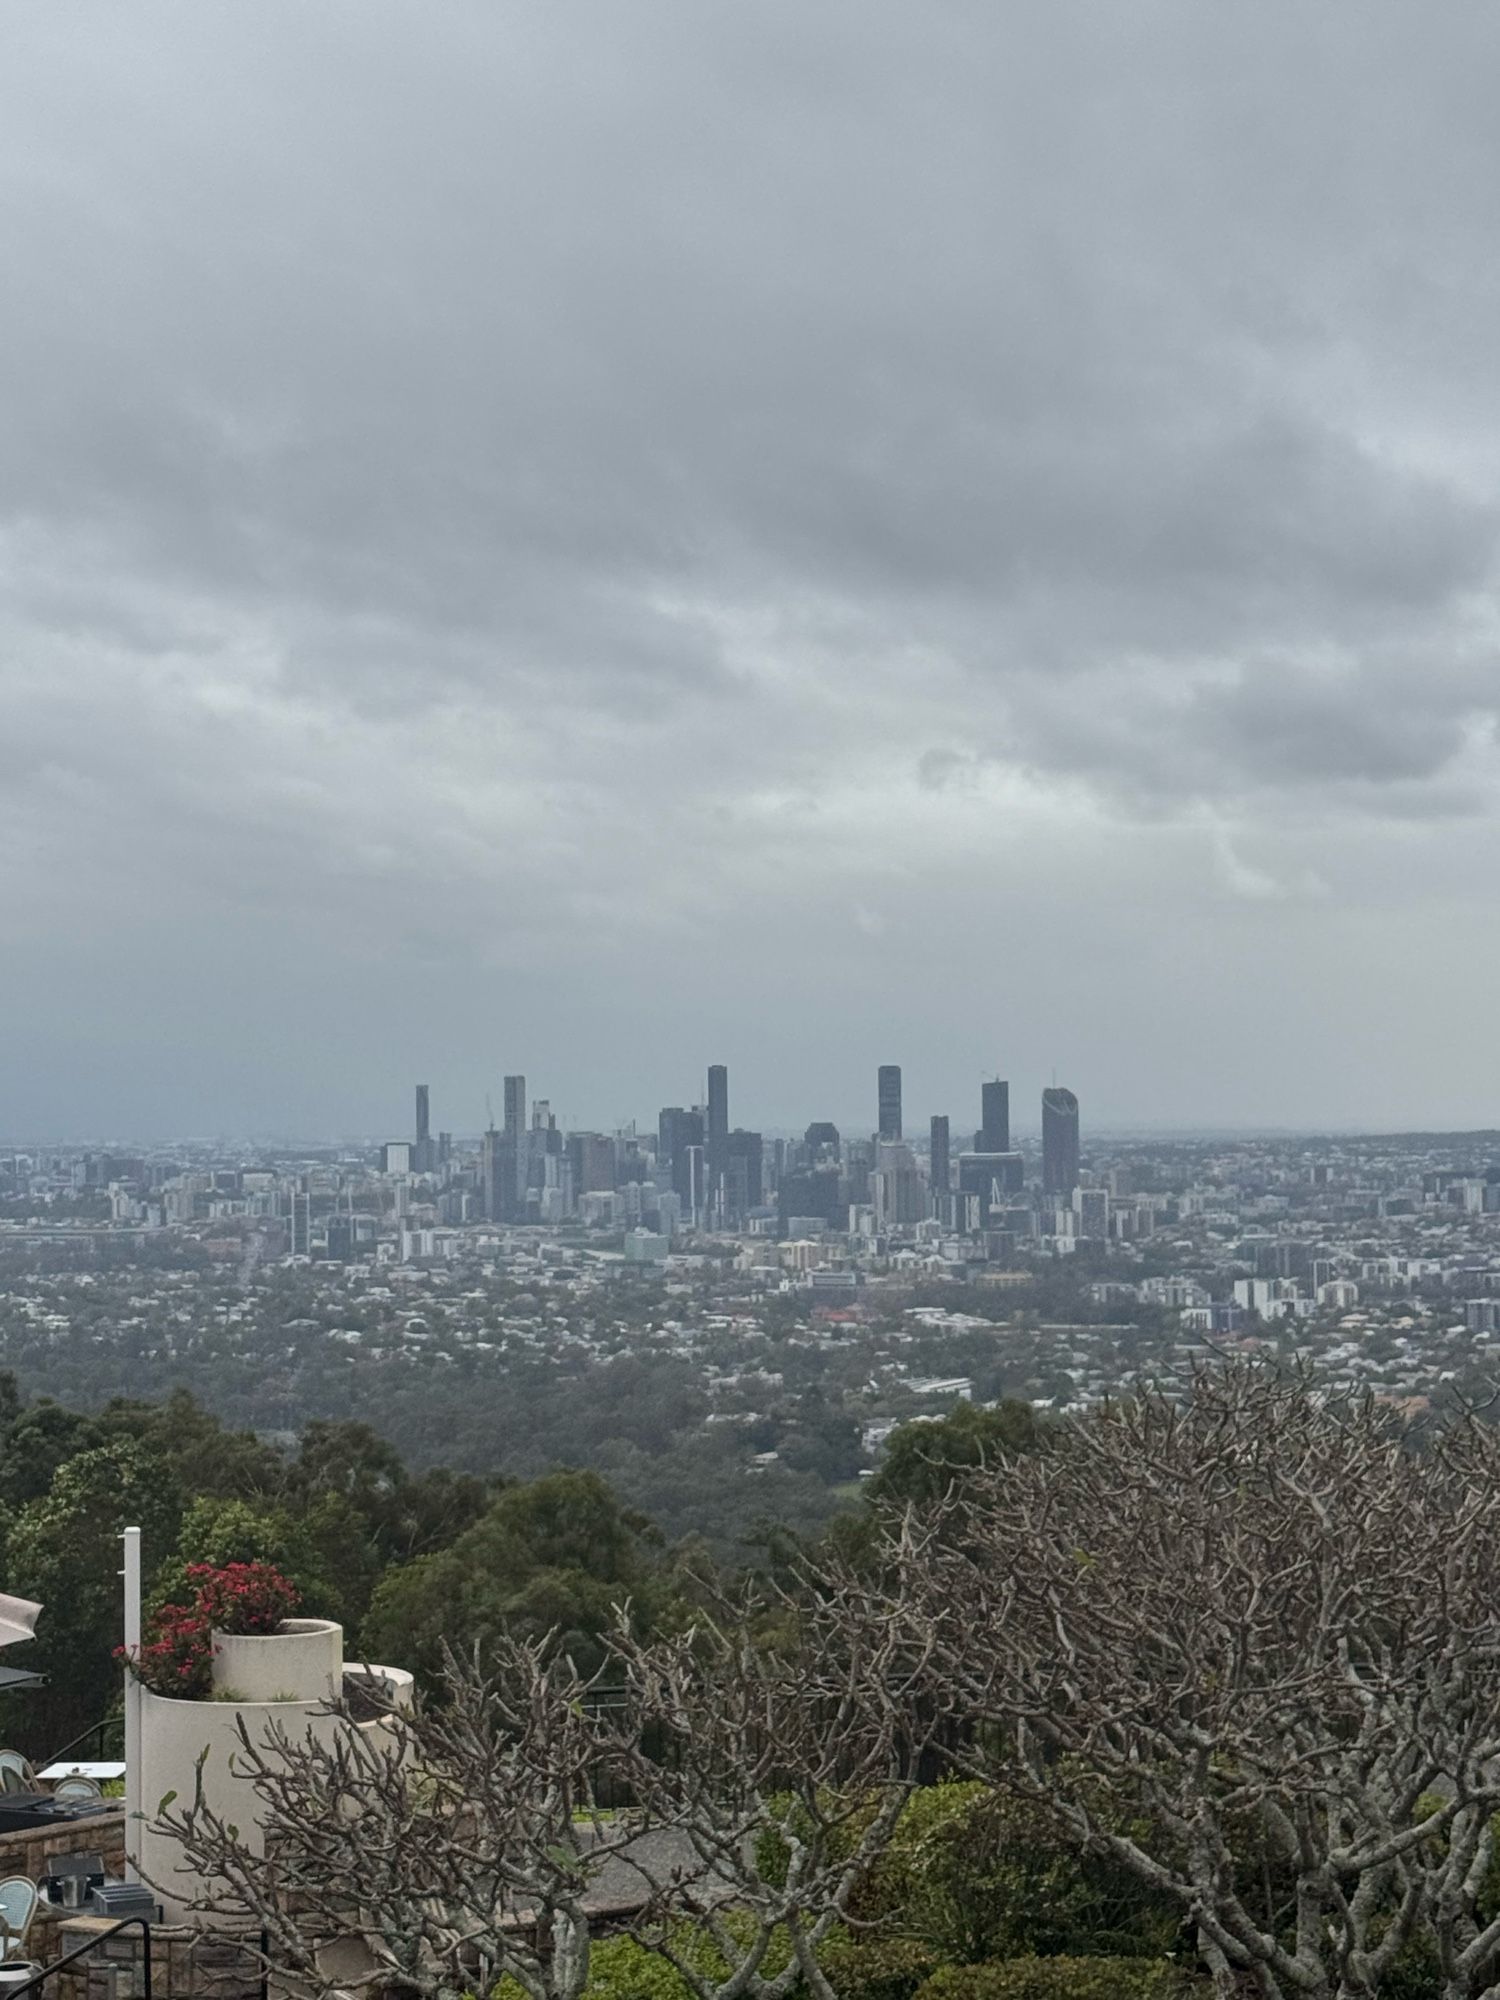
4 2 1500 1141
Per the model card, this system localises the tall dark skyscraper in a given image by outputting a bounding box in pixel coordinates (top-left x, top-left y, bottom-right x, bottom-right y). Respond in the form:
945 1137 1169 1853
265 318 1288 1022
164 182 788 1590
481 1125 504 1222
929 1114 951 1200
726 1127 764 1216
706 1064 729 1187
980 1079 1009 1154
658 1105 704 1207
499 1075 526 1220
413 1082 435 1173
877 1064 903 1141
1042 1086 1080 1196
569 1131 616 1193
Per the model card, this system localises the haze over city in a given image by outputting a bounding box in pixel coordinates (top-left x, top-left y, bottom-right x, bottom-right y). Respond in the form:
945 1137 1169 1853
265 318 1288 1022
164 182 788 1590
5 4 1500 1137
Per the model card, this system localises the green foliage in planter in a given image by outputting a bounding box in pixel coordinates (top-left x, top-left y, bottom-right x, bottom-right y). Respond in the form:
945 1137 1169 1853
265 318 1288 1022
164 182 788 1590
915 1956 1197 2000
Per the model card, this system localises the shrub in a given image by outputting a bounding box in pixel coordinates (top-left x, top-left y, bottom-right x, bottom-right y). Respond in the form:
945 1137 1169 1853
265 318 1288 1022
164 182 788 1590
127 1599 216 1699
847 1784 1181 1966
916 1957 1196 2000
819 1933 937 2000
189 1560 300 1635
501 1929 777 2000
120 1560 300 1698
580 1937 695 2000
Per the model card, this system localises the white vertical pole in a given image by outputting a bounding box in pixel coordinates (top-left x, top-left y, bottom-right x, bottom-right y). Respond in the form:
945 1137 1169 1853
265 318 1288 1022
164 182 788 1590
121 1526 142 1881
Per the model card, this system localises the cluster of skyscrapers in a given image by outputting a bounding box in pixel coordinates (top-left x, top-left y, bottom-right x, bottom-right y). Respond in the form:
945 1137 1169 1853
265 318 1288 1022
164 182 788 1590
397 1065 1080 1244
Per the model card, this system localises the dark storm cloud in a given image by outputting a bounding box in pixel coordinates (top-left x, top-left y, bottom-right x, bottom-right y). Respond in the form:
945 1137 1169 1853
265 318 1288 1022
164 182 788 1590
4 0 1500 1132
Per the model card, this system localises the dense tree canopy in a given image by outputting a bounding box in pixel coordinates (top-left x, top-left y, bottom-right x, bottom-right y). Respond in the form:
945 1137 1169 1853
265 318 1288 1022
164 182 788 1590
0 1374 665 1749
866 1399 1046 1508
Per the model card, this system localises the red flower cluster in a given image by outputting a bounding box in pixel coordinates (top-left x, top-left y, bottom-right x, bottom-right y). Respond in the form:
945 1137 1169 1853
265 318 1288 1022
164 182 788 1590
118 1561 302 1699
188 1562 300 1637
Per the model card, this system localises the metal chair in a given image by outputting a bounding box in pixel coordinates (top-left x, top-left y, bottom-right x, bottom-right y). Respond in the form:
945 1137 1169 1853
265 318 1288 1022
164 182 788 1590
52 1777 102 1801
0 1878 37 1959
0 1756 33 1798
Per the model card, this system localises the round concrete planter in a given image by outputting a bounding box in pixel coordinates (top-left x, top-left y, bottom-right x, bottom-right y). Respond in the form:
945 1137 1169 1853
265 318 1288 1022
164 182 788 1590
210 1617 342 1703
137 1620 414 1925
140 1618 346 1924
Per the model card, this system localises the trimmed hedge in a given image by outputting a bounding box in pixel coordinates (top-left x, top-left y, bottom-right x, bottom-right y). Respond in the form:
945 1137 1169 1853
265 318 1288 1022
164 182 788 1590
916 1957 1196 2000
580 1937 696 2000
819 1934 938 2000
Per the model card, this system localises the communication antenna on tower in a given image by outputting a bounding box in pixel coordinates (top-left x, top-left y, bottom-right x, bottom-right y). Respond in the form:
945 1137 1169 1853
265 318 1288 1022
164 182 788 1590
485 1092 494 1131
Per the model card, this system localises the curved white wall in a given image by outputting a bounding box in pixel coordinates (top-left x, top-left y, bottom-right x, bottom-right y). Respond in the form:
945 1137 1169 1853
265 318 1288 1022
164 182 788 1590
138 1623 420 1926
138 1687 344 1922
345 1662 416 1717
141 1619 346 1924
211 1617 343 1703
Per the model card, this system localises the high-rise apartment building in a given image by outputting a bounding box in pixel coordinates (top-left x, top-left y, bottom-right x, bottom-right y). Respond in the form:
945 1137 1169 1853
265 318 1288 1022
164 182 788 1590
877 1065 903 1142
684 1143 707 1223
777 1164 847 1238
481 1126 505 1224
706 1065 729 1184
569 1131 616 1194
980 1080 1010 1155
929 1115 951 1200
957 1150 1025 1225
873 1140 925 1227
658 1106 705 1208
1075 1186 1109 1240
502 1075 527 1218
1042 1086 1080 1196
725 1128 764 1218
804 1122 841 1161
413 1083 434 1173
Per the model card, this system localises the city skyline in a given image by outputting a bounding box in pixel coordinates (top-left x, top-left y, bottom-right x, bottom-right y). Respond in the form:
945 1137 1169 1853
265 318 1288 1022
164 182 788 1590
13 1090 1500 1151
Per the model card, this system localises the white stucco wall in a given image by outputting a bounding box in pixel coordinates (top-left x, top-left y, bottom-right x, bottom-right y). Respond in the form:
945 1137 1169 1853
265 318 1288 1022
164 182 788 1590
211 1616 343 1703
138 1620 419 1925
138 1684 341 1922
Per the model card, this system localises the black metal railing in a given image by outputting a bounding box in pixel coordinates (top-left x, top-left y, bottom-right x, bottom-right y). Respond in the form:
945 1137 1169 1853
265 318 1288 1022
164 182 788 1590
9 1917 152 2000
39 1718 124 1773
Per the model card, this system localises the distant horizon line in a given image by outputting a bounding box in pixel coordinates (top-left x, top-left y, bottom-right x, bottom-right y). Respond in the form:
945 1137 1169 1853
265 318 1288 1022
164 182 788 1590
7 1123 1500 1152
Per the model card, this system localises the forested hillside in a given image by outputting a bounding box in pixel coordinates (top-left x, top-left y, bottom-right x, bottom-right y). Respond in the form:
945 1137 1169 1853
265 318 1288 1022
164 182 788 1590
0 1371 1024 1759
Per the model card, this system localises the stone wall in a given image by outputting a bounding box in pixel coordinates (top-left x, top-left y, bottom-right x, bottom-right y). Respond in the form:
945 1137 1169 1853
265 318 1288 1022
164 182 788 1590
45 1917 263 2000
0 1809 125 1887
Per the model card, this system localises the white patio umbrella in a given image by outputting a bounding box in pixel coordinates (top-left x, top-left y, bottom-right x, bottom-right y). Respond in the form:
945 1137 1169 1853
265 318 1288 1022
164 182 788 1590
0 1595 40 1650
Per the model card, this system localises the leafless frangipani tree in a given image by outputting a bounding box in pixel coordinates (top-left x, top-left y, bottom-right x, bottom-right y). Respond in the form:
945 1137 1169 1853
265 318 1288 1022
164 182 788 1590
152 1579 930 2000
154 1639 642 2000
860 1364 1500 2000
606 1573 936 2000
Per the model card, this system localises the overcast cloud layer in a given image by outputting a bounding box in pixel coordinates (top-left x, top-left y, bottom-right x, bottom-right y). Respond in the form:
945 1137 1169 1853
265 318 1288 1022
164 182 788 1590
4 2 1500 1140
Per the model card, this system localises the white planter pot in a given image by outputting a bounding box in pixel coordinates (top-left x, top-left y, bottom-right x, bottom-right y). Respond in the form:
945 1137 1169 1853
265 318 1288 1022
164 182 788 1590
141 1618 345 1925
211 1617 343 1703
137 1620 415 1929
